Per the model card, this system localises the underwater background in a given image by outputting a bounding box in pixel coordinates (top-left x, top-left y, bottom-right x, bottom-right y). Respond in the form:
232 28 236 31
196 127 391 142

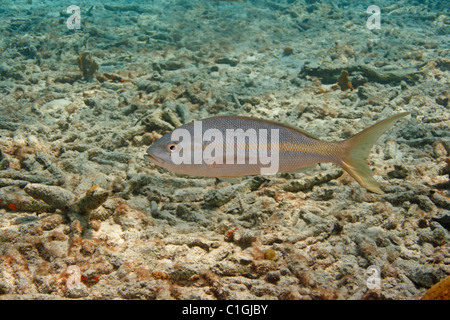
0 0 448 300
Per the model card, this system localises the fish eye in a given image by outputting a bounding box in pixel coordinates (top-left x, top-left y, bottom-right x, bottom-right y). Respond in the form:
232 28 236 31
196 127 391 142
167 142 177 152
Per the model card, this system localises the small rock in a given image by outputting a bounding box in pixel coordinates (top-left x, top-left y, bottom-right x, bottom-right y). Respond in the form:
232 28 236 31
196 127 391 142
239 254 253 265
431 214 450 231
387 164 408 179
432 141 447 159
415 195 436 212
357 85 372 99
136 80 160 93
418 223 448 246
435 95 448 108
283 47 293 56
65 283 89 298
264 249 276 260
0 63 11 78
71 220 83 236
233 230 257 247
215 57 239 67
76 186 109 214
204 185 241 207
141 132 161 146
265 271 281 284
384 140 398 160
161 108 182 128
161 60 185 71
88 219 101 231
141 113 174 132
411 266 442 288
418 219 429 228
176 204 201 222
40 214 64 231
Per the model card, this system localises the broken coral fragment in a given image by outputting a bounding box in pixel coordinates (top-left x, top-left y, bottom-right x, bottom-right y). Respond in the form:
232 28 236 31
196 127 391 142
0 188 53 212
23 183 108 214
338 70 354 91
299 64 421 86
77 52 99 81
24 183 76 211
76 185 109 213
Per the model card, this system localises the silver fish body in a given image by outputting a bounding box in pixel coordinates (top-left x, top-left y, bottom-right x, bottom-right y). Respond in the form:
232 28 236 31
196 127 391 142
146 113 409 194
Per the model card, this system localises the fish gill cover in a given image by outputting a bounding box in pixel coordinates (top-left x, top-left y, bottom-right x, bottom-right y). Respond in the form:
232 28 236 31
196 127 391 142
0 0 448 301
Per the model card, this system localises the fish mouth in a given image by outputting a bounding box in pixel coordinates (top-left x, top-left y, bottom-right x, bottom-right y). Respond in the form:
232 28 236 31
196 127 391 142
144 153 164 165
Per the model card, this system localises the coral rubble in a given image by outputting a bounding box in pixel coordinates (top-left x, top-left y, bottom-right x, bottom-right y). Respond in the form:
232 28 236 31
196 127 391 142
0 0 448 301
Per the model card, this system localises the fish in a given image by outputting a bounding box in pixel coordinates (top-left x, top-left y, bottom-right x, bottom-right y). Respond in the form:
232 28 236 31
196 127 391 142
145 113 410 194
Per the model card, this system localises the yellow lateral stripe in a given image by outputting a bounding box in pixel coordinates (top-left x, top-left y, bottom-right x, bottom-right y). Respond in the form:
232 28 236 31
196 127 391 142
211 142 336 156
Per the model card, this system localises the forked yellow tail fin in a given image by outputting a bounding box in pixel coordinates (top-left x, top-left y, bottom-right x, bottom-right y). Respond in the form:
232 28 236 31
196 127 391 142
339 112 410 194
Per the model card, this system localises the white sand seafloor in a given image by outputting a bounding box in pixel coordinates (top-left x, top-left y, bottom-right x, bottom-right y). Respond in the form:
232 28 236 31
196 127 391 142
0 0 448 300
